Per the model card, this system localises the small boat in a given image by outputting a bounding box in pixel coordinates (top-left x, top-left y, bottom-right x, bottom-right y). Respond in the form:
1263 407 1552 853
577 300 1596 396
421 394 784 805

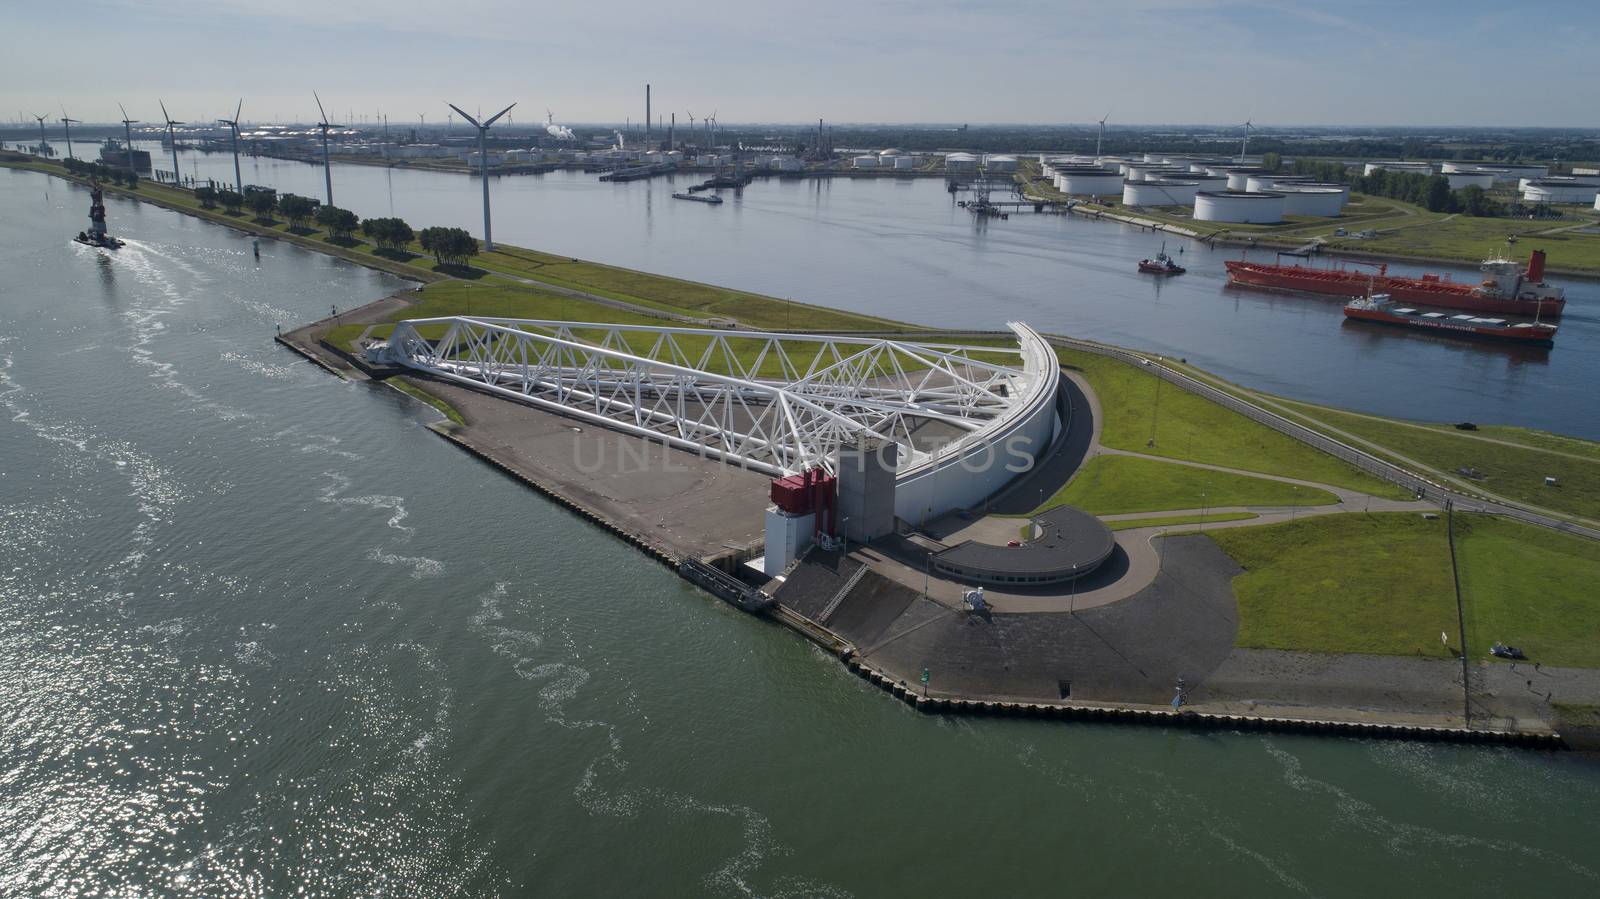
671 191 723 204
1343 293 1557 346
73 182 125 249
1138 242 1185 275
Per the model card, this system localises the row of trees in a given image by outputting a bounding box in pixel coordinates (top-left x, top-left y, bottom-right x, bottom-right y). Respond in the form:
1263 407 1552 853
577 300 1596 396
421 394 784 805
418 227 479 266
1285 158 1519 218
117 171 474 262
62 157 139 189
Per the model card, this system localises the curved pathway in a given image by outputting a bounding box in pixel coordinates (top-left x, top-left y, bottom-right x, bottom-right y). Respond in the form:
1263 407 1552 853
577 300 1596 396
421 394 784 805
858 365 1430 614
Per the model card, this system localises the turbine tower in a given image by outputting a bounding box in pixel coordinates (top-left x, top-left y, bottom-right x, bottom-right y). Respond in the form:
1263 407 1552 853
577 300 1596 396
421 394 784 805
447 100 516 252
314 92 335 206
31 113 48 155
217 99 244 194
159 100 183 185
1096 109 1111 159
117 104 139 172
60 108 81 160
1237 119 1255 164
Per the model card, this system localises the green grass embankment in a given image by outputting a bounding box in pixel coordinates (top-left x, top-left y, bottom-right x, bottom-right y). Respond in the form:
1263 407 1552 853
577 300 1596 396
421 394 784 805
1273 399 1600 523
1209 512 1600 665
1057 348 1409 498
1042 455 1337 516
1106 511 1258 531
1454 515 1600 667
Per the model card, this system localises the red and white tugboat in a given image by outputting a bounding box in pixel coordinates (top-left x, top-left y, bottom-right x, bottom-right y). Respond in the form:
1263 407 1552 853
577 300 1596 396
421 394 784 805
1138 242 1186 275
72 182 125 249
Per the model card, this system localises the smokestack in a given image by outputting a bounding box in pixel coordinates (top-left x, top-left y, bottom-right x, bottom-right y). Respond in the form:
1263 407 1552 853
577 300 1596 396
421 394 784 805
669 112 675 148
646 84 651 139
1528 249 1547 283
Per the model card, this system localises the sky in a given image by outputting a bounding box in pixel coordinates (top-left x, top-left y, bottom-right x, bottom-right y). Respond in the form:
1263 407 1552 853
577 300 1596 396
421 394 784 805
3 0 1597 128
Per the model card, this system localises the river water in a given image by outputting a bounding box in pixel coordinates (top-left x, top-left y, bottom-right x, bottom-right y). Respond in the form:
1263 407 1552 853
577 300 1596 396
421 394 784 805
6 164 1600 895
68 138 1600 439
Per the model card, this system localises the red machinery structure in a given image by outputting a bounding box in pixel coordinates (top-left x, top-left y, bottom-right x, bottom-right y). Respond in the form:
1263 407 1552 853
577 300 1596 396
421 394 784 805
770 468 837 536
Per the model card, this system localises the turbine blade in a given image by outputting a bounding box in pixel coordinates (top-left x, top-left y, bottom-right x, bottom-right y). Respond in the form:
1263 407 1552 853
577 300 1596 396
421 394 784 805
483 102 517 127
447 103 480 128
235 98 243 122
314 91 329 124
160 99 171 123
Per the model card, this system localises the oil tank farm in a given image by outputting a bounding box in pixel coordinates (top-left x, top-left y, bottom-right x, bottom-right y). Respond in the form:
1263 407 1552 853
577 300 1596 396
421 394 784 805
853 154 880 169
1222 167 1274 190
1245 174 1313 193
1167 171 1227 193
944 152 979 174
1276 186 1346 216
1055 165 1123 197
1195 190 1286 223
1125 162 1186 182
1122 179 1202 206
1522 179 1599 204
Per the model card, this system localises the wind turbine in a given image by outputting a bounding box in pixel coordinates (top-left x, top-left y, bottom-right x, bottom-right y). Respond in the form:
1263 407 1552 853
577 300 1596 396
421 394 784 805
1095 109 1111 159
117 103 139 172
708 109 718 148
60 107 81 160
447 100 516 252
314 92 335 206
31 113 48 155
686 110 695 144
217 99 244 194
1237 118 1255 164
159 100 183 185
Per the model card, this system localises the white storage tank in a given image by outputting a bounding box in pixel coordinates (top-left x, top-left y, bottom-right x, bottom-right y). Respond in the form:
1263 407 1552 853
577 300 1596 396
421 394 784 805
1445 171 1495 191
984 154 1018 173
1522 180 1598 204
853 155 880 169
945 152 978 173
1496 164 1549 181
1194 191 1287 223
1595 193 1600 212
1225 168 1272 190
1277 187 1345 217
1171 172 1228 194
774 156 803 172
1245 174 1310 192
1057 167 1124 196
1122 179 1200 206
893 155 915 170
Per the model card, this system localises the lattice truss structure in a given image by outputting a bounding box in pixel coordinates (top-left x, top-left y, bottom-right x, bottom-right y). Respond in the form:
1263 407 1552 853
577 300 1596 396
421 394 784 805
374 318 1040 476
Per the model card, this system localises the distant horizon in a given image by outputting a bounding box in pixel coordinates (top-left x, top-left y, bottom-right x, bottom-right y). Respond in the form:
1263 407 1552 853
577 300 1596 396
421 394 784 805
9 120 1600 134
3 0 1595 128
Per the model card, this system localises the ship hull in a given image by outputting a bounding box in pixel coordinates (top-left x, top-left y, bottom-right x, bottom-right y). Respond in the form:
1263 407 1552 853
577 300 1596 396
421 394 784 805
1342 306 1556 346
1227 261 1565 318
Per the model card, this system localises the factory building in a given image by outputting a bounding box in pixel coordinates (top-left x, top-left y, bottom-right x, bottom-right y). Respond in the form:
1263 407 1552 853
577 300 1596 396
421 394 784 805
1194 191 1286 223
1363 161 1434 177
1122 179 1202 206
1277 187 1346 217
1522 179 1599 204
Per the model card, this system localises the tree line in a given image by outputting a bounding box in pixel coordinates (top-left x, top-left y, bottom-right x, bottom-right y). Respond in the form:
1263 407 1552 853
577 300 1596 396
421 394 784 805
62 157 139 189
188 184 476 263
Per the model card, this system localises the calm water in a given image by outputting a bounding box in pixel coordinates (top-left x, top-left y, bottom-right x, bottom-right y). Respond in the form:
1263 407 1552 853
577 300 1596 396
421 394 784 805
5 167 1600 896
81 137 1600 439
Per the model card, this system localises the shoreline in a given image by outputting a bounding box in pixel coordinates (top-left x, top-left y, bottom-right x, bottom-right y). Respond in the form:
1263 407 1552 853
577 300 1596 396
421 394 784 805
21 158 1598 744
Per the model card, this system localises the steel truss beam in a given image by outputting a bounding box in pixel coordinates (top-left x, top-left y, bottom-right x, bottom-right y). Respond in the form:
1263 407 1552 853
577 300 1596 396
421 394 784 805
373 318 1042 477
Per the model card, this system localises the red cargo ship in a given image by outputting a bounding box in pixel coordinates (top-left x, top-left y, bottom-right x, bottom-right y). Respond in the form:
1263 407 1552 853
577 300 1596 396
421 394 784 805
1343 295 1557 346
1227 249 1565 318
